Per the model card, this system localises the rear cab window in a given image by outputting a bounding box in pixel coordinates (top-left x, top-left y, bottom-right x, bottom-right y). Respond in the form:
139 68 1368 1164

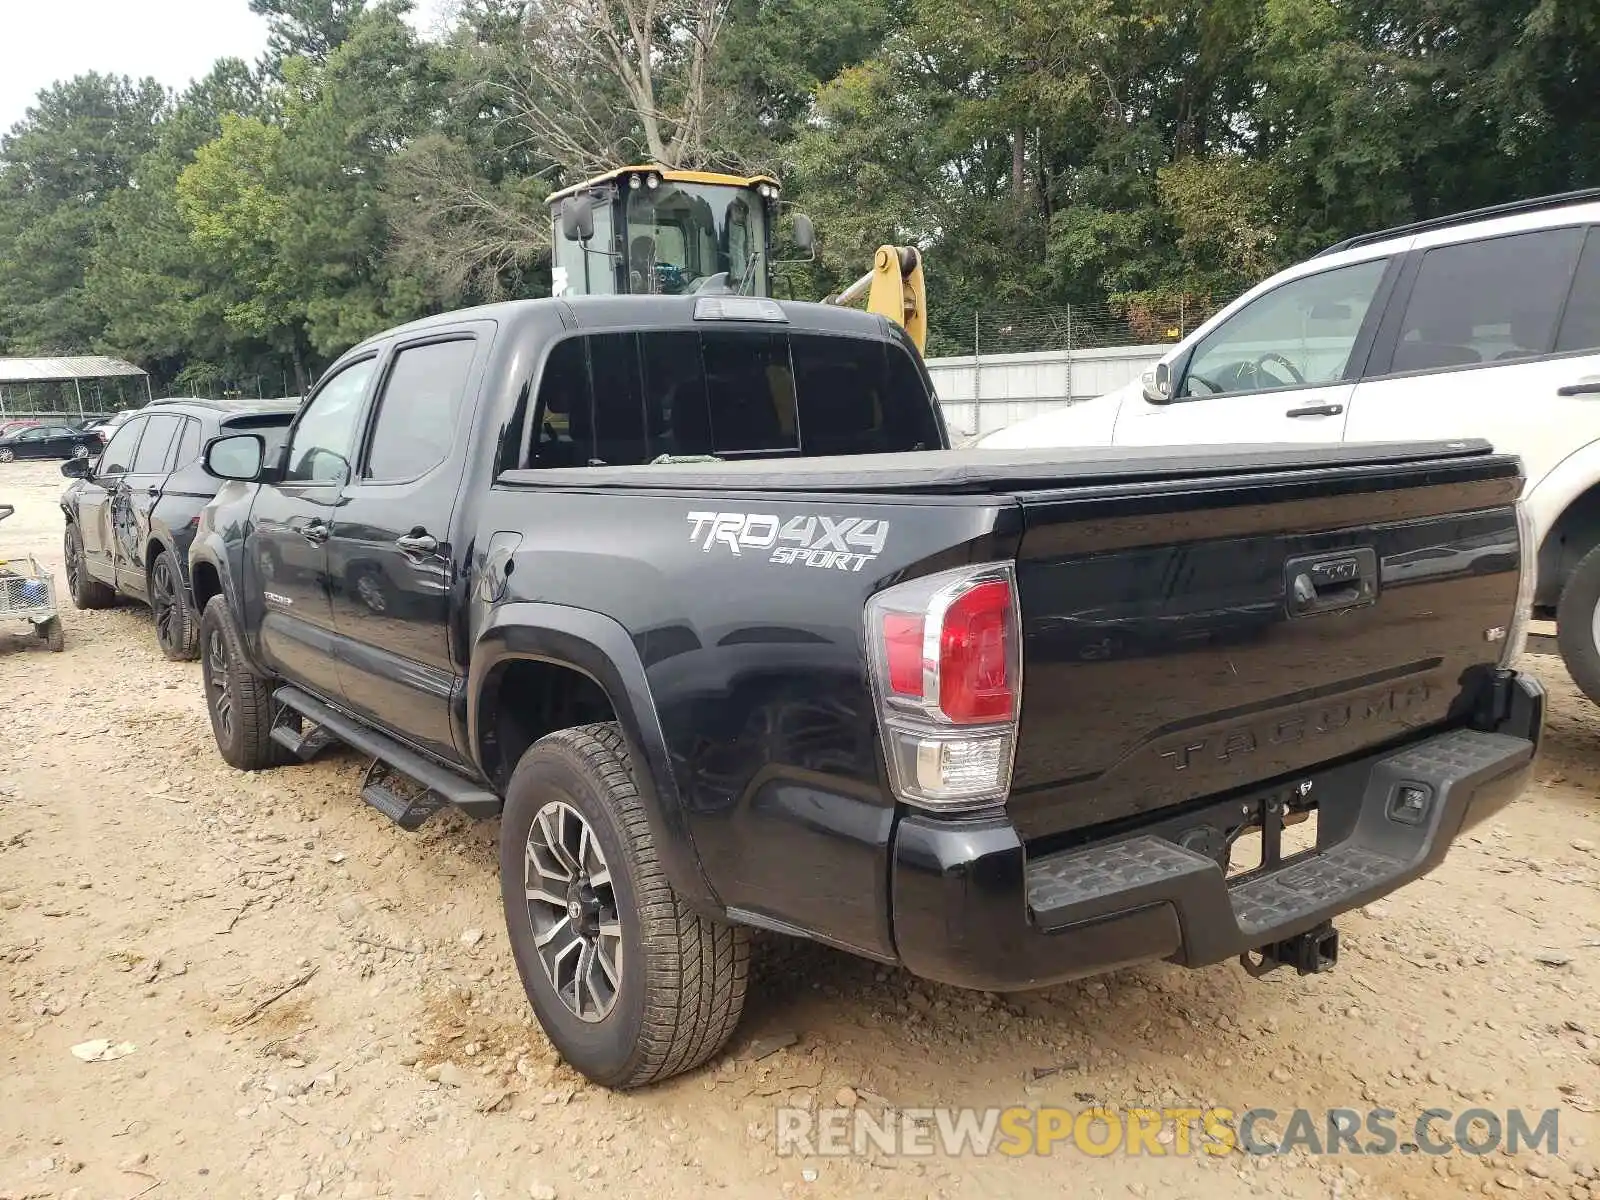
522 329 941 469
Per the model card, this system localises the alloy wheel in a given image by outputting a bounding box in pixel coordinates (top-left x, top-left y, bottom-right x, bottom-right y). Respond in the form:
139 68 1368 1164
152 557 178 651
524 801 623 1022
206 628 235 743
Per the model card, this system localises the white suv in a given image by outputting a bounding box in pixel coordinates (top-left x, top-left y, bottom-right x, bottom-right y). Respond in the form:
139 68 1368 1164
980 189 1600 703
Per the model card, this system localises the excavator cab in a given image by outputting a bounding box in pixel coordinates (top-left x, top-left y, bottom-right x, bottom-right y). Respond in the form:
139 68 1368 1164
550 166 812 300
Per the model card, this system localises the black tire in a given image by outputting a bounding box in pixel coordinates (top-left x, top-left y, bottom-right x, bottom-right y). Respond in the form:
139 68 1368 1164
149 547 198 661
499 723 749 1089
1557 542 1600 706
199 595 287 770
63 523 115 610
36 617 64 652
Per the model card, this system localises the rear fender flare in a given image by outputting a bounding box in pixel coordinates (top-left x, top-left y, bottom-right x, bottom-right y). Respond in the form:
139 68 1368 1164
1523 440 1600 603
468 602 720 913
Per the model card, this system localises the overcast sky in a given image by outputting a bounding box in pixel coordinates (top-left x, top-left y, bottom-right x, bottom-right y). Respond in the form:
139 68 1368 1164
0 0 454 136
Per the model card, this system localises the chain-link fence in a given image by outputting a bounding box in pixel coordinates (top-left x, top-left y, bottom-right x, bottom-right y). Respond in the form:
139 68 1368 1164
926 298 1227 439
934 296 1225 359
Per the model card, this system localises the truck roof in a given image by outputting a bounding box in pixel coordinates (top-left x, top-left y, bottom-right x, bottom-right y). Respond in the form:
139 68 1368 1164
350 296 901 353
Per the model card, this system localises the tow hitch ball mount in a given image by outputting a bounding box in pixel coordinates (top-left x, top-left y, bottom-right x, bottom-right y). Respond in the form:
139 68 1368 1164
1240 921 1339 978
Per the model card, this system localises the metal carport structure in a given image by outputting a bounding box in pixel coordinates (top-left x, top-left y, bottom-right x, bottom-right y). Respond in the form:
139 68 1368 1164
0 356 152 418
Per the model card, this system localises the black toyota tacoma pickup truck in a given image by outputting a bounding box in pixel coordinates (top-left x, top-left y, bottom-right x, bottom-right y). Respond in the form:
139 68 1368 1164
189 295 1543 1089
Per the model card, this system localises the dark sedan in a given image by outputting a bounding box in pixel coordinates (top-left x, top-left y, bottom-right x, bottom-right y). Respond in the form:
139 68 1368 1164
0 423 95 463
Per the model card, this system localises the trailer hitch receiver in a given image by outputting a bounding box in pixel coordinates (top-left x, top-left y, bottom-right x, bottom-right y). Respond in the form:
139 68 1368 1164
1240 921 1339 978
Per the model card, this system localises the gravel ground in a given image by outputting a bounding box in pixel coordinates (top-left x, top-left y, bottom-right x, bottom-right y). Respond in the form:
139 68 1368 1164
2 457 1598 1200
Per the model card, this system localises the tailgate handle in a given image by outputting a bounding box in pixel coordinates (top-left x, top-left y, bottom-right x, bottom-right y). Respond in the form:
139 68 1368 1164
1286 548 1377 618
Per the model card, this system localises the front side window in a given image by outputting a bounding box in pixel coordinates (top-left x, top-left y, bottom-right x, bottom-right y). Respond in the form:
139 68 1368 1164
625 184 769 297
131 414 182 474
285 358 377 485
1389 227 1585 373
364 339 477 481
98 419 143 475
1180 258 1388 398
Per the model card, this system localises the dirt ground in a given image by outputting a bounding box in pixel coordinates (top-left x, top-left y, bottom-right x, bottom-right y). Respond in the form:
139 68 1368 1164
2 457 1598 1200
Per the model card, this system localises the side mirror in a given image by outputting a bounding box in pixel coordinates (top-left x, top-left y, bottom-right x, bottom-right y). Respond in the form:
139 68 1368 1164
204 433 266 482
60 457 90 479
560 195 595 243
1143 360 1173 403
790 212 815 255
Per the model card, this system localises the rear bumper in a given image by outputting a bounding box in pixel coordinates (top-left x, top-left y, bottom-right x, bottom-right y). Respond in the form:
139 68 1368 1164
890 671 1543 991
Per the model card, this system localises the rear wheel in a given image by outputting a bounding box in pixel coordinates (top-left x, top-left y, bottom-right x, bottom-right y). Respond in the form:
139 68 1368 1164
64 523 115 610
1557 543 1600 706
0 447 13 463
199 595 287 770
500 724 749 1088
150 547 198 661
35 618 63 652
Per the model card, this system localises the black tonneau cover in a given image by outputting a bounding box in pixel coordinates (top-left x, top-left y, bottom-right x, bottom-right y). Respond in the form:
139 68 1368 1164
500 439 1501 495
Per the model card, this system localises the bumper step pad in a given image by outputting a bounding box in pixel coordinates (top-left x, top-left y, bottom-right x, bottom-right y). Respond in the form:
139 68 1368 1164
1023 727 1535 958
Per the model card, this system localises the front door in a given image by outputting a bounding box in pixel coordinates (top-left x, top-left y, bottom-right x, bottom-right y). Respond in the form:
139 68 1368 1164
1114 256 1394 448
326 336 481 763
249 356 379 702
77 417 145 586
110 412 182 597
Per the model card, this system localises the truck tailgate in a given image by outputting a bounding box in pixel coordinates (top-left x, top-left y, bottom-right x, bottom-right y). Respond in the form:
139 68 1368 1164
1007 448 1525 842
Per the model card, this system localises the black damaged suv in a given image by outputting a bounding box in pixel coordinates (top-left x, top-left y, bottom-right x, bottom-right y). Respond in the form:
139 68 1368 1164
60 397 298 659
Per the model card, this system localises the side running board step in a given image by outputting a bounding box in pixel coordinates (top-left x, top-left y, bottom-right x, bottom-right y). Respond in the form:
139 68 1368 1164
272 685 502 825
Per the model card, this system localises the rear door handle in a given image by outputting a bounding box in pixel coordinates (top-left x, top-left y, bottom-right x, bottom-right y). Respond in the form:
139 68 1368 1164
1286 403 1344 418
1557 381 1600 397
300 521 329 545
396 531 438 556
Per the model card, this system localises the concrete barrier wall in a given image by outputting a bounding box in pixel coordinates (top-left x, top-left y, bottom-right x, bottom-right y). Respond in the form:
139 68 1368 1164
927 344 1168 438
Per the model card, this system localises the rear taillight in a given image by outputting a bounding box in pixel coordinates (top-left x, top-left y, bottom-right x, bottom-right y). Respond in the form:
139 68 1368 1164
865 562 1021 811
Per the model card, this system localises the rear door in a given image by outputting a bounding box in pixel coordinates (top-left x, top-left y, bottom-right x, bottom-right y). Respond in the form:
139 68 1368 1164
326 334 482 763
1345 223 1600 492
78 417 145 585
111 412 183 597
1113 255 1396 447
250 356 379 702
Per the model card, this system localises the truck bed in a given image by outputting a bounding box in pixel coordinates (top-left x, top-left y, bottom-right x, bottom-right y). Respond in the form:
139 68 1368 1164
500 439 1499 494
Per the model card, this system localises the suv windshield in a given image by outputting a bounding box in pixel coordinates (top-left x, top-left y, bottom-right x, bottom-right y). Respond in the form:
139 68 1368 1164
626 184 767 297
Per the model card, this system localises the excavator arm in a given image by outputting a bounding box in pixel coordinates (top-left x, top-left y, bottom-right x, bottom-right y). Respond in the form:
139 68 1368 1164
827 245 927 355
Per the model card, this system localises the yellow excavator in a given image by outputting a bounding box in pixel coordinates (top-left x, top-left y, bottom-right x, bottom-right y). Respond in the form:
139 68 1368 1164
547 165 927 354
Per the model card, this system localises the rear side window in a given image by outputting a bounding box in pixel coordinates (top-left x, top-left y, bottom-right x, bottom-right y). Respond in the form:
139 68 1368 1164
1556 227 1600 354
364 339 477 481
173 418 201 468
522 330 938 469
132 414 182 474
1388 228 1585 373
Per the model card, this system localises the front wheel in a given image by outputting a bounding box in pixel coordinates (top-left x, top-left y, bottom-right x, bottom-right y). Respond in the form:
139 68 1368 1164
64 523 115 610
500 724 749 1089
150 547 198 660
199 596 288 770
0 447 14 463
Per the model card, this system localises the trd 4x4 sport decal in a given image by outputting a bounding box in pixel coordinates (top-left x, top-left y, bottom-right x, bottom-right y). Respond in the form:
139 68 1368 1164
686 511 890 573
